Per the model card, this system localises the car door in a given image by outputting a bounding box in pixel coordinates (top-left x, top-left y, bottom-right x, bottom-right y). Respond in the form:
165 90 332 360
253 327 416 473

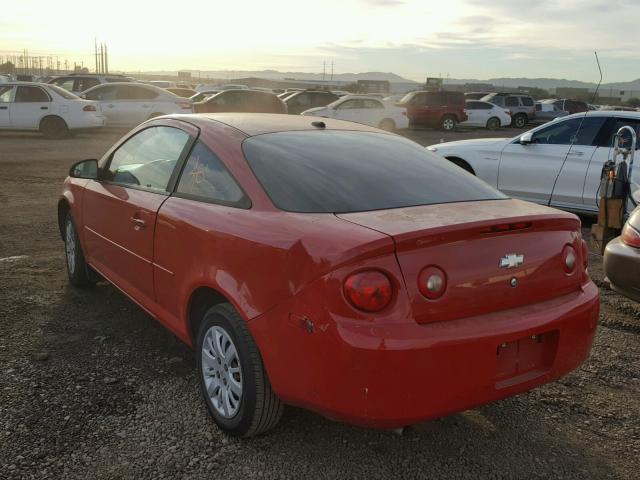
464 101 484 126
11 85 52 129
359 99 385 126
0 85 14 127
82 125 193 305
498 116 606 207
583 116 640 211
333 99 364 123
116 85 159 124
84 85 120 125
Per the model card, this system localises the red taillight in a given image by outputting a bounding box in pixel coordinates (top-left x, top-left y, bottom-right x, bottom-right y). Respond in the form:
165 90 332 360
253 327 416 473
83 104 96 111
418 266 447 300
581 239 589 269
562 245 577 274
622 224 640 248
344 270 392 312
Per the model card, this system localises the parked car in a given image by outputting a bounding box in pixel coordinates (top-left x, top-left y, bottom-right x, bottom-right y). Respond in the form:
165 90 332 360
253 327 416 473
48 74 134 93
604 208 640 301
283 90 339 115
531 101 569 124
464 92 493 100
481 93 536 128
0 82 105 138
426 111 640 216
166 87 198 98
190 90 221 103
301 95 408 130
398 91 467 130
552 99 589 115
462 100 511 129
59 113 598 437
193 89 286 114
81 82 192 127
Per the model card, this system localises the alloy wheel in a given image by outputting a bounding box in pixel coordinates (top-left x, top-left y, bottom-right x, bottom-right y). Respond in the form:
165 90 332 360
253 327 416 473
65 220 76 275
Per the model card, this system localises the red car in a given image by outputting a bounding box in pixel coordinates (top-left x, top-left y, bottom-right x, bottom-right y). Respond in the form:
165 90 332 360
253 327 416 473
58 113 599 437
399 90 468 130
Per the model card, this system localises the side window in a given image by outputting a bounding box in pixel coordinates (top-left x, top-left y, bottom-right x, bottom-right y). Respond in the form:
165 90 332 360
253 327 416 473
293 94 311 106
106 127 190 191
336 100 362 110
15 86 50 103
0 86 14 102
85 86 118 101
425 93 444 106
362 99 383 109
521 97 534 107
118 86 158 100
53 78 75 91
505 97 519 107
531 117 606 146
216 91 241 106
76 78 100 92
490 96 505 107
467 101 489 110
176 141 246 206
410 93 426 105
602 118 640 150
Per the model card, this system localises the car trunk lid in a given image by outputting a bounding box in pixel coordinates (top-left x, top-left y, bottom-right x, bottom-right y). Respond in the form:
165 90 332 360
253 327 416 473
337 199 585 324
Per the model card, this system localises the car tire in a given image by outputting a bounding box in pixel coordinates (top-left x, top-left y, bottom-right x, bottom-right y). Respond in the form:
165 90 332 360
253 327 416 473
378 119 396 131
440 115 457 131
448 158 475 175
40 116 69 139
512 113 527 129
64 211 96 288
486 117 501 130
197 303 283 437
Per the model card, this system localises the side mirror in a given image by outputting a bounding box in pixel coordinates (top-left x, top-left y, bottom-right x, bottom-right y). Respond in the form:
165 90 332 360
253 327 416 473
520 132 533 145
69 159 98 179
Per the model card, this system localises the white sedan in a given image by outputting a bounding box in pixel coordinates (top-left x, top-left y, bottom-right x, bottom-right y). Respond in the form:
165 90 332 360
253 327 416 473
301 95 409 130
81 83 193 127
427 111 640 215
462 100 511 129
0 82 105 138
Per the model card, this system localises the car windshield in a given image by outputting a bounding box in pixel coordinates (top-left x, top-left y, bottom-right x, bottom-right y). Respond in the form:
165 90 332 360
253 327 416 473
48 84 79 99
243 131 507 213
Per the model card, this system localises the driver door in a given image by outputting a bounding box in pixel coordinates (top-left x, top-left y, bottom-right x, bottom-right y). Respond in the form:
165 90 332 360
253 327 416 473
334 99 364 122
82 125 192 304
498 117 605 208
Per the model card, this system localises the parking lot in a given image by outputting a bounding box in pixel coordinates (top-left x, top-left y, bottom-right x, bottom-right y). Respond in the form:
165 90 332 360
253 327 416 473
1 127 639 479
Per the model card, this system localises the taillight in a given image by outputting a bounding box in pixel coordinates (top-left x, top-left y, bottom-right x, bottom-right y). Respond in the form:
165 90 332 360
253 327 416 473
343 270 392 312
581 239 589 269
418 266 447 300
83 104 96 111
622 224 640 248
505 110 512 116
562 245 577 274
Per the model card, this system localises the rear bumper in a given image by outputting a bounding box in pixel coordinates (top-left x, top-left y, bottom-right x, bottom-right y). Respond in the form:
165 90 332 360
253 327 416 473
250 282 599 429
604 236 640 302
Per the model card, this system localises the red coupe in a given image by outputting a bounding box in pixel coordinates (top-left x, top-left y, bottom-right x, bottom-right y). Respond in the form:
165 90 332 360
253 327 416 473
58 113 599 437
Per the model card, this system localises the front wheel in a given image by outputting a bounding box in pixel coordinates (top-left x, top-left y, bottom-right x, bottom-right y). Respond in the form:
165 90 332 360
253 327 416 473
441 115 457 131
512 113 527 128
378 119 396 131
64 212 95 287
486 117 501 130
197 303 283 437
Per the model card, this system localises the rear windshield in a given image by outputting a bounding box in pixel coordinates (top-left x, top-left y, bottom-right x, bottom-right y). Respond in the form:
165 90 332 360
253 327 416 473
48 84 78 99
243 131 507 213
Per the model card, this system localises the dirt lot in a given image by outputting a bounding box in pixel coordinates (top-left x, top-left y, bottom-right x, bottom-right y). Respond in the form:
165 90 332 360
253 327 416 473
1 126 639 479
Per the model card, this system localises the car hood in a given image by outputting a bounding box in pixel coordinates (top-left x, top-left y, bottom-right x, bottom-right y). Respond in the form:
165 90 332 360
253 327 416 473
428 137 510 151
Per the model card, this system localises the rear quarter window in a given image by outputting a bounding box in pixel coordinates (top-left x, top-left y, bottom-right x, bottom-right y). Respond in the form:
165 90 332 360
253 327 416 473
243 131 506 213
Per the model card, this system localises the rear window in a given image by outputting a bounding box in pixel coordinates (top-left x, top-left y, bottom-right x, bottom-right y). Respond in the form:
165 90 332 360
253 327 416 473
243 131 506 213
48 84 78 99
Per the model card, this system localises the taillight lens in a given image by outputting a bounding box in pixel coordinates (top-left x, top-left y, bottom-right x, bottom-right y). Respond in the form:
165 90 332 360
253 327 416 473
418 266 447 300
622 224 640 248
343 270 392 312
83 104 96 111
562 245 577 274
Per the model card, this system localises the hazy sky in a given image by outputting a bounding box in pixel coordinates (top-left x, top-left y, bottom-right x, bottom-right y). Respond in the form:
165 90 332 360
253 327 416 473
2 0 639 82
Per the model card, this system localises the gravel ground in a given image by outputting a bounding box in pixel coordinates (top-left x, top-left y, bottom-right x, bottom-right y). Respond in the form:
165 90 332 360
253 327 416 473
0 126 639 479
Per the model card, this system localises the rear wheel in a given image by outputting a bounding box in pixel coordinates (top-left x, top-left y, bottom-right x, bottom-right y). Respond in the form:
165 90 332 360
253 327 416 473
440 115 457 131
40 116 69 139
64 212 95 287
486 117 501 130
512 113 527 128
378 119 396 131
197 303 283 437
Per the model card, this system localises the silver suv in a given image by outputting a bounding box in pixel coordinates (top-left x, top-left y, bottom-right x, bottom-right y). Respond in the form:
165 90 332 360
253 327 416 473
48 74 135 94
481 93 536 128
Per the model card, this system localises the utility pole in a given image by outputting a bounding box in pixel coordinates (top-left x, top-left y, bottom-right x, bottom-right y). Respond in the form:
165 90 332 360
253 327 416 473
331 61 334 83
104 44 108 73
323 61 326 82
94 38 98 73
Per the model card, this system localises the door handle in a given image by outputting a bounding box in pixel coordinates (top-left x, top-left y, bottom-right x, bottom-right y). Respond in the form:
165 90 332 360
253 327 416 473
0 106 7 110
568 151 584 156
130 217 146 229
107 104 115 108
40 106 48 110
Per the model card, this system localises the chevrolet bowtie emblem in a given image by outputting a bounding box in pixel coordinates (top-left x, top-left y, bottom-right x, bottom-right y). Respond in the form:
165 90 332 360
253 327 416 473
500 253 524 269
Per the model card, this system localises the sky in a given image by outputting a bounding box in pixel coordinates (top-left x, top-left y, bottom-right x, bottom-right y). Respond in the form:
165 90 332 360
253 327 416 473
1 0 640 82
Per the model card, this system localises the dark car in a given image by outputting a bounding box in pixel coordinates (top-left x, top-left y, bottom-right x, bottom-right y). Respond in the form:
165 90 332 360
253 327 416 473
553 99 589 115
398 91 467 130
604 208 640 301
284 90 340 115
481 93 536 128
193 90 287 114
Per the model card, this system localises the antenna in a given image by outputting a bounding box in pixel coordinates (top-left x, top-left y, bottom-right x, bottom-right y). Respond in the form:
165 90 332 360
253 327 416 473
548 51 603 207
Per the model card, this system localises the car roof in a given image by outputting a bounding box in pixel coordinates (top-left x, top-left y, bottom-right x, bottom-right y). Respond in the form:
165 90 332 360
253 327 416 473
168 113 387 137
561 110 640 120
